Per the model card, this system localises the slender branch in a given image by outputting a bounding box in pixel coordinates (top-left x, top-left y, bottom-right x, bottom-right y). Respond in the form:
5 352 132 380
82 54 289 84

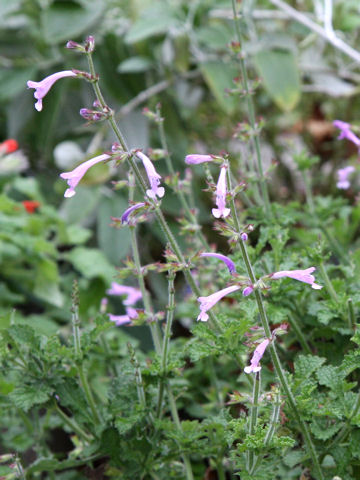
54 402 92 443
247 371 261 471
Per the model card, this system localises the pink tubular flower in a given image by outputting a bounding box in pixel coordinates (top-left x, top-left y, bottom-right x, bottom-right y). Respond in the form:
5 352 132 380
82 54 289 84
60 153 110 197
333 120 360 149
270 267 322 290
108 313 132 326
212 165 230 219
106 283 142 306
185 154 213 165
242 286 254 297
136 151 165 199
244 338 270 374
200 252 236 274
27 70 77 112
197 285 240 322
121 202 146 224
336 166 355 189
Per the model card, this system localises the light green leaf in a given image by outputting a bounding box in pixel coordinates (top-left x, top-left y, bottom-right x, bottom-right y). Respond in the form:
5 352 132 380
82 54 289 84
254 49 301 111
200 61 238 114
65 247 117 282
0 67 37 102
117 57 153 73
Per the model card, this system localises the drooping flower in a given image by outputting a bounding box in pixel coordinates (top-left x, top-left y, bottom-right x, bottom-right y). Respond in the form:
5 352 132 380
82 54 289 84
197 285 240 322
200 252 236 274
270 267 322 290
212 165 230 219
27 70 77 112
106 283 142 306
185 154 213 165
333 120 360 149
136 151 165 199
244 338 270 374
60 153 110 197
121 202 146 224
336 166 355 189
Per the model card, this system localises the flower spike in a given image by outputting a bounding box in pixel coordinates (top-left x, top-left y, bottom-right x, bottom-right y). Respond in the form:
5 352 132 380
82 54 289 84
212 165 230 219
136 151 165 199
244 338 270 374
197 285 240 322
200 252 236 274
27 70 77 112
270 267 322 290
60 153 110 197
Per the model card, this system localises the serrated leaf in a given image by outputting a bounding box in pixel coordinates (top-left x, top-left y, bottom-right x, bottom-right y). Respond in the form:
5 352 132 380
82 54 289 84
310 418 341 440
10 383 53 411
317 365 342 390
254 49 300 111
294 355 326 379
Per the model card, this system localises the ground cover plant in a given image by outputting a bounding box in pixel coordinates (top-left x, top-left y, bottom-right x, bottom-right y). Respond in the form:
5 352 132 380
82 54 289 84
1 0 360 479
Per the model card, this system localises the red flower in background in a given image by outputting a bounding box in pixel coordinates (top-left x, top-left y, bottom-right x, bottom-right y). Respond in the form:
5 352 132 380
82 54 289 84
22 200 41 214
0 139 18 154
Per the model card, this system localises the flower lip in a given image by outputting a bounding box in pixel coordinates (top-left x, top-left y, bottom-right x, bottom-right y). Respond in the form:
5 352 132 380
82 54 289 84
136 151 165 199
212 165 230 219
27 70 77 112
60 153 110 198
200 252 236 274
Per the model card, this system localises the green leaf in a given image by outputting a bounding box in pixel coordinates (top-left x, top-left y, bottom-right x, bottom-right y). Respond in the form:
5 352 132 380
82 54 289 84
294 355 326 379
42 1 103 44
65 247 117 281
0 67 37 102
10 383 53 411
117 57 153 73
200 61 238 114
34 258 64 307
317 365 342 390
97 196 131 264
254 49 301 111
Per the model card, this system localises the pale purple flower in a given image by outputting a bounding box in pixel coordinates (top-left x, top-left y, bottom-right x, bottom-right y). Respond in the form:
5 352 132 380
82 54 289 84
336 166 355 189
27 70 77 112
244 338 270 374
197 285 240 322
200 252 236 274
242 286 254 296
108 313 132 326
270 267 322 290
136 151 165 199
241 233 248 241
60 153 110 197
185 154 213 165
333 120 360 148
106 283 142 306
121 202 146 224
212 166 230 219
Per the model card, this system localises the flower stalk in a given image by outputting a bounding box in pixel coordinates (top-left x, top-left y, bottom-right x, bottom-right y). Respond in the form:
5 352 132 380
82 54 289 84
247 371 261 471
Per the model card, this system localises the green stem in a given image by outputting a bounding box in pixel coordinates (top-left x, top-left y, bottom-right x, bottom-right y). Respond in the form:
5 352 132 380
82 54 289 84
226 168 324 480
247 371 260 471
231 0 272 219
318 262 338 303
287 313 312 354
127 342 147 409
54 402 92 443
348 298 355 330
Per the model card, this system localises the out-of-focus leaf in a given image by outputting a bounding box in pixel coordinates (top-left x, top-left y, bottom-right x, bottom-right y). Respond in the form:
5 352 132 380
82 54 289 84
65 247 116 282
0 67 36 102
42 1 104 44
254 49 301 111
34 259 63 307
97 195 131 264
200 61 238 114
117 57 153 73
59 186 101 225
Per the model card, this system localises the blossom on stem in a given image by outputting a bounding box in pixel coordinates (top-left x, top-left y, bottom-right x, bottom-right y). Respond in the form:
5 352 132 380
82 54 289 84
121 202 146 224
185 154 213 165
333 120 360 149
197 285 240 322
242 286 254 296
244 338 270 374
108 313 132 326
336 166 355 189
270 267 322 290
200 252 236 274
212 165 230 219
27 70 77 111
106 282 142 306
60 153 110 197
0 139 18 154
136 151 165 199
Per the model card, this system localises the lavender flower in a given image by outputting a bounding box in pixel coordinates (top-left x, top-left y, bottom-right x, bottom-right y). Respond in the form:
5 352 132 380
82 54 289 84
212 165 230 219
336 166 355 189
106 283 142 306
241 232 248 241
27 70 77 112
244 338 270 374
270 267 322 290
136 151 165 199
197 285 240 322
200 252 236 274
333 120 360 148
60 153 110 197
121 202 146 224
242 286 254 296
108 313 132 326
185 154 213 165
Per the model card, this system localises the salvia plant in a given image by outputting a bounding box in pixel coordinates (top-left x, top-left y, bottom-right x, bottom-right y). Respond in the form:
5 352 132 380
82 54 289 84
1 2 360 480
